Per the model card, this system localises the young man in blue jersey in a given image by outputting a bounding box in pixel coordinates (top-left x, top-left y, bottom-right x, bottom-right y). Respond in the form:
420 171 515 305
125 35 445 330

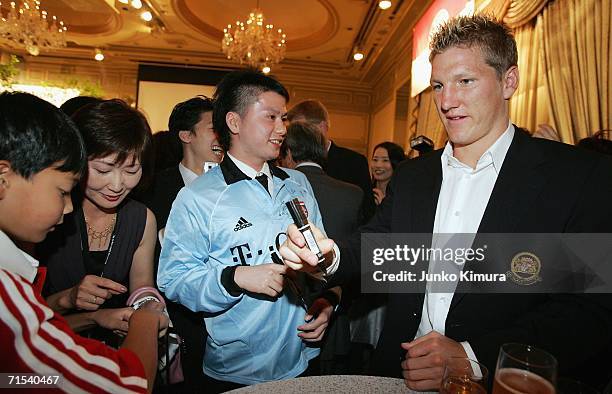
157 70 338 391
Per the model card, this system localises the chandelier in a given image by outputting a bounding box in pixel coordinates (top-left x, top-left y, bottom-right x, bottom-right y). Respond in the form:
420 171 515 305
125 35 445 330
222 7 286 73
0 0 67 56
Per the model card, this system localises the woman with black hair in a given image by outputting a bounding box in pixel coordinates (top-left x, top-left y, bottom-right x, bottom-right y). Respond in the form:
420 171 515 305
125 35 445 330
370 141 406 205
39 99 163 347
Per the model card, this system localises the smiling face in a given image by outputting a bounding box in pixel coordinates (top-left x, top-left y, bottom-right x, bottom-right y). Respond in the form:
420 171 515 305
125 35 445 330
430 46 518 162
186 111 223 164
0 162 79 242
371 147 393 183
83 152 142 211
227 91 288 171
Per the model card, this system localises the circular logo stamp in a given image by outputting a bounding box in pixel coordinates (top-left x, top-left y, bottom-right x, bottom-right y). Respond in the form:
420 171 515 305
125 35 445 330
506 252 542 285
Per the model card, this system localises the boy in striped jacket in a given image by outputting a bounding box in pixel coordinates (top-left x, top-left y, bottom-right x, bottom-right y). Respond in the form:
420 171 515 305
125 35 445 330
0 92 167 393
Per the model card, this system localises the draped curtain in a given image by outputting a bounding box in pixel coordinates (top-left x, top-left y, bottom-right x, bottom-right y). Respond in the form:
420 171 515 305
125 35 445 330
540 0 610 143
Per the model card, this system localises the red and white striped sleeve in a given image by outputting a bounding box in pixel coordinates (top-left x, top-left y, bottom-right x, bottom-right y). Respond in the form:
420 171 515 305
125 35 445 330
0 268 148 393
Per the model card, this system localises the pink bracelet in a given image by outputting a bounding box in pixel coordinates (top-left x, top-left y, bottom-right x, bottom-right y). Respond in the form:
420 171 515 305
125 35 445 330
127 286 165 307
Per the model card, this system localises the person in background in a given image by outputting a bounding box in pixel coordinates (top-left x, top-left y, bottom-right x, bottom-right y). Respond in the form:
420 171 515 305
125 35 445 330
287 99 376 222
532 123 561 141
578 131 612 156
0 91 167 393
370 142 406 205
38 99 164 350
142 96 223 392
151 130 183 172
281 121 360 375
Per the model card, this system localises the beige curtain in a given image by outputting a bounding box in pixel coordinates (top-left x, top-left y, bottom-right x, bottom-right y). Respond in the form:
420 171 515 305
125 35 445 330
485 0 611 143
540 0 610 143
503 0 549 27
479 0 548 27
508 20 551 132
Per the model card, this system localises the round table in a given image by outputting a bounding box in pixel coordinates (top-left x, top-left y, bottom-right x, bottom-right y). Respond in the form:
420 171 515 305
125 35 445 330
226 375 427 393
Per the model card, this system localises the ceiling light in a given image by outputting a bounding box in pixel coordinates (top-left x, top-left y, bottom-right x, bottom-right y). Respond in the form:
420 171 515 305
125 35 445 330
140 11 152 22
262 66 271 74
378 1 392 10
118 0 129 3
353 51 364 61
94 49 104 61
131 0 142 9
222 8 286 69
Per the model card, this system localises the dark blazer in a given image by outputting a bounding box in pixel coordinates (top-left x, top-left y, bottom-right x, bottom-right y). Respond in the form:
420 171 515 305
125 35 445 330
143 165 184 231
296 164 363 372
338 128 612 387
142 165 206 389
296 165 363 240
325 141 376 223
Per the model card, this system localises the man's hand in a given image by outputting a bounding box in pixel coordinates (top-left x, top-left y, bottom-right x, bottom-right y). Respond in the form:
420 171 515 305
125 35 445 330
92 307 135 334
234 263 287 297
400 331 468 391
297 297 333 342
279 223 335 274
69 275 127 311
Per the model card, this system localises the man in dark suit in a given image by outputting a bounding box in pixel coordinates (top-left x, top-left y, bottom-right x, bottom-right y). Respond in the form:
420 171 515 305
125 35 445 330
280 14 612 390
282 121 363 240
142 96 223 391
281 120 363 374
287 100 376 222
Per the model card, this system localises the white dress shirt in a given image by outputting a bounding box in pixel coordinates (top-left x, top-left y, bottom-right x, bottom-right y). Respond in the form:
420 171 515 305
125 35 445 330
295 162 323 170
226 152 273 195
415 123 515 361
0 230 39 283
178 162 199 186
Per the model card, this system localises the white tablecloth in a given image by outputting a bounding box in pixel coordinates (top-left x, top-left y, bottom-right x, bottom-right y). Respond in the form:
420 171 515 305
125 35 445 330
226 375 432 393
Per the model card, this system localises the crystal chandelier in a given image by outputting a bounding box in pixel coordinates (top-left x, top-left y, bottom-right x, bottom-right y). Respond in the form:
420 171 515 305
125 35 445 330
222 7 286 72
0 0 67 56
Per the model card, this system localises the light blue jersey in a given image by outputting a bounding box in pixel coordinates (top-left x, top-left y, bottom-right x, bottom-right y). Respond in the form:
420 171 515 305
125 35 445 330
158 157 323 385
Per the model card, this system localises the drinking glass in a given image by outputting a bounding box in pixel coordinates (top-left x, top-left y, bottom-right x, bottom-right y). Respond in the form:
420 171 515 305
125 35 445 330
439 357 488 394
492 343 558 394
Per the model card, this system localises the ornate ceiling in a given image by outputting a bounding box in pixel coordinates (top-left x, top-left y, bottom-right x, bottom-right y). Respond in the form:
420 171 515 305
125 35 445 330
3 0 431 83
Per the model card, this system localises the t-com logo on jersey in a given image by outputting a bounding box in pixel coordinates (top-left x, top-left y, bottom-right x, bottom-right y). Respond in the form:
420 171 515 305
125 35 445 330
234 217 253 232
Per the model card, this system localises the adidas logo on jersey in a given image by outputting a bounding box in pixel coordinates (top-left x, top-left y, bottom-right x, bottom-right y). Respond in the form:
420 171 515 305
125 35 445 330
234 217 253 232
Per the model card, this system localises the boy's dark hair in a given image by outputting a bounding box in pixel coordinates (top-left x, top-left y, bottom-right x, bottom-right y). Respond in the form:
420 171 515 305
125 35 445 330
284 121 327 167
60 96 103 117
168 96 215 137
71 99 154 186
372 141 406 169
213 70 289 151
0 91 86 179
429 14 517 79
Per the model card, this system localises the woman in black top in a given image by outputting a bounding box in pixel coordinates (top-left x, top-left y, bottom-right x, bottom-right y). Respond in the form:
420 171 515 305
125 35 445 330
39 99 159 346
